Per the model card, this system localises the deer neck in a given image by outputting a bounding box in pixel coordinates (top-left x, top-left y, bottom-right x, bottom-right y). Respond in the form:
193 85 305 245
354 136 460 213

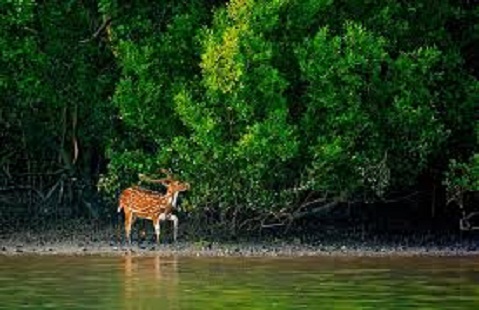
166 190 179 208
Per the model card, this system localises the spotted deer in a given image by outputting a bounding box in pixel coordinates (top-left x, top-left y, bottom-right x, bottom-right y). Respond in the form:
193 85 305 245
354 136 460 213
117 169 190 244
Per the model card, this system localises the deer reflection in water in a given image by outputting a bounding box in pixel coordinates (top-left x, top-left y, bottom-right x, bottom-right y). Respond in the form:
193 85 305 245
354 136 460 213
122 254 179 310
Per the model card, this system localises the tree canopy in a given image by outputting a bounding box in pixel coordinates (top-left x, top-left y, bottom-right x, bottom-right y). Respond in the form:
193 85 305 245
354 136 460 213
1 0 478 232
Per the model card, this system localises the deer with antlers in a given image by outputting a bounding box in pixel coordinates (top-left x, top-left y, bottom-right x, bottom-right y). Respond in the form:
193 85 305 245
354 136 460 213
117 169 190 245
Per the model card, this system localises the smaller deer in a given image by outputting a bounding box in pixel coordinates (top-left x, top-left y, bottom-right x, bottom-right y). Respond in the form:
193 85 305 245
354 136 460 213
118 169 190 244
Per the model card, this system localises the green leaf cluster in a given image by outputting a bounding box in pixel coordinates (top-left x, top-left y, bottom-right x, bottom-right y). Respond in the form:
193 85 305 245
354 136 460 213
103 0 477 216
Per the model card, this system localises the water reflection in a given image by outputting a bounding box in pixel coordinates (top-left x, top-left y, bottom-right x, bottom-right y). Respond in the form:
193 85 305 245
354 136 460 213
0 255 478 309
122 254 179 310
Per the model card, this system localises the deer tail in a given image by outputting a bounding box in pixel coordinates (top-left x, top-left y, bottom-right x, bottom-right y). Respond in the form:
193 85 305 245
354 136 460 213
116 188 124 213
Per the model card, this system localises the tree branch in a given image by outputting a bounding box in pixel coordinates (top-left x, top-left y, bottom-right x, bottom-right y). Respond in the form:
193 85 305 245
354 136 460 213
291 200 339 220
381 191 421 203
0 186 45 200
79 17 112 44
298 196 328 212
259 199 340 229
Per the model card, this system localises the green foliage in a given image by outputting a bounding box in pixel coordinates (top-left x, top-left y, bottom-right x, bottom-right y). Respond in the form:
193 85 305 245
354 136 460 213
1 0 116 176
102 0 477 222
444 122 479 200
2 0 478 229
97 0 218 195
295 23 452 196
445 155 479 194
1 0 116 220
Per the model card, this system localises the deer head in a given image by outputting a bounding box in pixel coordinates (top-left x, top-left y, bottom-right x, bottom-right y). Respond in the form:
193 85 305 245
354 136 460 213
138 169 190 192
159 169 190 193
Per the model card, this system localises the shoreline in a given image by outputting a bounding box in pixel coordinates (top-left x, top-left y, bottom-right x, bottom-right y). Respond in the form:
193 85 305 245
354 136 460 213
2 240 479 258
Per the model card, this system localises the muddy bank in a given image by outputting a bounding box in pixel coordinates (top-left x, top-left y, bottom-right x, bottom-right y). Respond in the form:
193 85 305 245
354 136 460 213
1 221 479 257
2 241 479 258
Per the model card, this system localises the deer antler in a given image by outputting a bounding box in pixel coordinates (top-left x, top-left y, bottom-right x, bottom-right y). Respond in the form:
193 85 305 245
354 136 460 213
138 168 176 184
159 168 175 180
138 173 169 184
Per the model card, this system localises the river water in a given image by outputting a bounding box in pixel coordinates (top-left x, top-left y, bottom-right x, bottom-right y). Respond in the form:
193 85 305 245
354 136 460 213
0 254 477 309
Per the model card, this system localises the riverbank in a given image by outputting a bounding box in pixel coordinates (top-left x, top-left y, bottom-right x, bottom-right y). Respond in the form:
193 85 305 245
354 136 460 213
2 240 479 257
1 220 479 257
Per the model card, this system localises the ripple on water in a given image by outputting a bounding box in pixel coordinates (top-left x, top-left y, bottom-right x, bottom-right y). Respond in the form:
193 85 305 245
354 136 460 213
0 255 478 309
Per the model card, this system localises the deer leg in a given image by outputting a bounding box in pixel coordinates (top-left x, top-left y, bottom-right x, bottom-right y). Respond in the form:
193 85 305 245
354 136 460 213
157 213 168 244
153 217 161 244
169 214 179 243
137 217 146 243
139 219 147 242
124 211 133 245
